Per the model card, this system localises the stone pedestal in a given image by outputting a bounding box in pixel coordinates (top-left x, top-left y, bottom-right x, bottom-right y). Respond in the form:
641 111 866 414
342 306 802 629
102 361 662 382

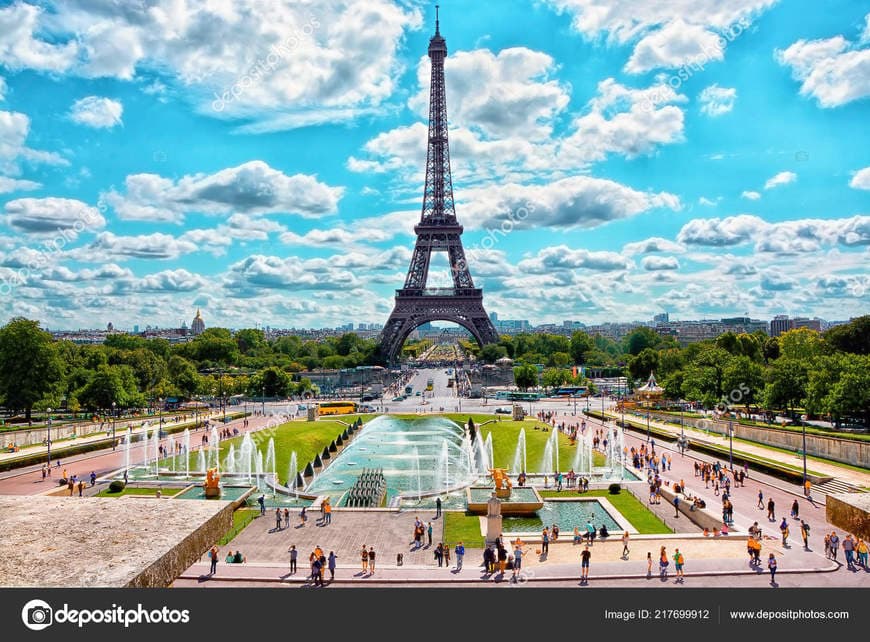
307 407 317 422
485 492 502 545
203 485 221 498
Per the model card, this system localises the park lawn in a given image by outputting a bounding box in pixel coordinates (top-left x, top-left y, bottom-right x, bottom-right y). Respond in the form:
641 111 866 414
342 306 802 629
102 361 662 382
219 509 259 546
539 489 672 534
478 420 606 473
443 511 485 548
96 486 178 498
170 418 357 485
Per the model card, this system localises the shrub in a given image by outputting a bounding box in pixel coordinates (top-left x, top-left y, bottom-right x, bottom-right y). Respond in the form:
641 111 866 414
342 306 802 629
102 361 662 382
608 483 621 495
108 480 126 493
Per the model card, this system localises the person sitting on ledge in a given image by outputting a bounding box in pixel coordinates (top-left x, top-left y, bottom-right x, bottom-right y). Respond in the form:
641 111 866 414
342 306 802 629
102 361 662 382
225 552 235 563
703 528 710 537
712 527 720 537
599 524 609 539
720 523 729 535
573 527 582 544
233 550 246 564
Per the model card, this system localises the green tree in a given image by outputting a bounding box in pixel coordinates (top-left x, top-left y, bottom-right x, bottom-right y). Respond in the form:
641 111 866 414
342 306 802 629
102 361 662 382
0 318 63 420
628 348 659 381
235 328 265 355
762 336 780 364
167 356 201 398
824 315 870 355
721 356 764 409
778 328 828 361
250 367 292 398
541 368 569 390
548 351 572 368
479 343 508 364
513 364 538 391
763 358 808 416
569 331 594 364
623 327 660 356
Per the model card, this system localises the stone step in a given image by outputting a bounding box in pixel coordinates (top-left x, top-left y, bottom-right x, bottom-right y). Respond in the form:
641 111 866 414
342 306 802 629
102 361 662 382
815 478 863 496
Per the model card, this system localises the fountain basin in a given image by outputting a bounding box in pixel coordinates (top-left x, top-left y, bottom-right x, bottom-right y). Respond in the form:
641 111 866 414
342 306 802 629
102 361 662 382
466 486 544 516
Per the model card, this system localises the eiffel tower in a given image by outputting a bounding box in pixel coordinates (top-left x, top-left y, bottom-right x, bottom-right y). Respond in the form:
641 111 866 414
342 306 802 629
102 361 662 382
378 7 499 365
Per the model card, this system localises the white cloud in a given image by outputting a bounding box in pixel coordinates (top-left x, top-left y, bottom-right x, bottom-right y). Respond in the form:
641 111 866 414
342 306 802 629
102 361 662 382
84 232 198 261
225 254 362 294
408 47 570 140
698 196 719 206
849 166 870 190
461 175 681 231
0 176 40 193
625 19 724 74
0 3 78 72
622 237 685 255
642 255 680 271
104 161 343 223
0 110 68 174
698 84 737 116
3 197 105 235
741 190 761 200
764 171 797 189
69 96 123 129
546 0 775 72
677 214 870 251
0 76 5 101
518 245 632 273
1 1 422 131
775 34 870 107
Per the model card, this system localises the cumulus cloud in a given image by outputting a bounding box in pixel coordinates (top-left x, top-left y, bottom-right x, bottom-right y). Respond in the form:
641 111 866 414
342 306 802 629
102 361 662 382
546 0 774 72
0 176 40 193
849 166 870 190
104 161 343 223
775 33 870 107
84 232 198 260
518 245 632 274
0 110 68 174
461 175 681 231
225 254 361 295
0 1 422 131
0 76 5 101
622 237 685 255
136 269 209 292
642 255 680 270
69 96 123 128
764 171 797 189
678 214 870 252
408 47 570 140
3 197 105 234
741 190 761 200
698 84 737 116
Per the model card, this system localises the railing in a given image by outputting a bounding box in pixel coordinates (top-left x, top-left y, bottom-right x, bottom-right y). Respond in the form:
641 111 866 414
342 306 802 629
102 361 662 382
396 287 482 297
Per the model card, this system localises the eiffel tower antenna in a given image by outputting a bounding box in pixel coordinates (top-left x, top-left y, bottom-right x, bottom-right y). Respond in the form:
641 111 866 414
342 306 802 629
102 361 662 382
378 7 499 365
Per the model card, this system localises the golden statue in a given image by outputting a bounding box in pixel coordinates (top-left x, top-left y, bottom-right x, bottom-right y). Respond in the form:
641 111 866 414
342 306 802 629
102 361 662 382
204 467 221 497
489 467 512 498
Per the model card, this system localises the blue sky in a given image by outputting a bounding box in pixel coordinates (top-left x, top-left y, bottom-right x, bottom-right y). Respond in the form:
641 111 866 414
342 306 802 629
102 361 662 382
0 0 868 331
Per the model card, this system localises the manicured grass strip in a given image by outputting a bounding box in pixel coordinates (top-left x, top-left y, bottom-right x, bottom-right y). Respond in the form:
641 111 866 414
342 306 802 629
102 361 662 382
443 511 484 548
539 489 672 535
95 486 177 498
218 509 259 546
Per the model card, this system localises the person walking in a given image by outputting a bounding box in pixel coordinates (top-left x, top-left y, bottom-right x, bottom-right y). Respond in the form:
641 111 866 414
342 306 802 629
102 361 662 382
824 533 832 559
659 546 669 579
674 548 685 583
757 489 764 509
283 508 290 529
580 545 591 582
275 507 282 531
288 545 298 574
673 495 681 518
829 532 840 561
427 522 433 546
368 547 376 575
209 546 219 575
312 556 323 586
435 496 442 519
328 551 337 581
455 541 465 571
77 480 84 497
767 553 777 586
779 517 789 547
324 500 332 525
512 542 522 579
842 535 855 570
435 542 444 568
541 527 549 555
800 520 810 550
361 545 369 574
90 471 96 486
646 552 652 578
299 506 308 527
790 499 799 520
856 538 868 568
621 531 630 560
497 542 508 575
257 494 266 516
767 498 776 522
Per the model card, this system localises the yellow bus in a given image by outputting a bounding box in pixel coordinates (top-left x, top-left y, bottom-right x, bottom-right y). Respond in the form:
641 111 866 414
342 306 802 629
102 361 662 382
317 401 358 416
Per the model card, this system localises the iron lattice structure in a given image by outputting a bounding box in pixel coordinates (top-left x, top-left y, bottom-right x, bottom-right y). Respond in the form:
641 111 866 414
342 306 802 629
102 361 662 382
379 10 499 364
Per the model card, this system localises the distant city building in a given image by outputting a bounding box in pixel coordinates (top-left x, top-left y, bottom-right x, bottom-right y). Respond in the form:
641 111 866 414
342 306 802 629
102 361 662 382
653 312 669 325
769 315 822 337
489 312 498 323
106 322 114 332
133 325 139 334
191 309 205 336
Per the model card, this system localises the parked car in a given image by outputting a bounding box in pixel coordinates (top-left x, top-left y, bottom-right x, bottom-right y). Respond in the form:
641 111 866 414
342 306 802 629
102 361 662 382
495 407 512 414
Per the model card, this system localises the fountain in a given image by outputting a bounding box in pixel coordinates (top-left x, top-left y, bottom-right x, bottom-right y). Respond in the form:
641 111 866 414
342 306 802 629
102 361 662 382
152 427 160 477
485 433 494 473
540 433 555 476
265 438 276 487
124 427 132 477
225 444 236 474
183 429 191 478
203 467 221 498
411 446 422 501
255 451 264 491
465 467 543 515
461 433 475 475
240 433 254 483
572 431 593 475
511 428 527 474
209 426 220 472
197 448 206 474
287 452 298 493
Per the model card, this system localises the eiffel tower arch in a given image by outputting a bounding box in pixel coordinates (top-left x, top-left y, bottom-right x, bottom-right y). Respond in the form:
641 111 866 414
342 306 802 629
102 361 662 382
378 8 498 365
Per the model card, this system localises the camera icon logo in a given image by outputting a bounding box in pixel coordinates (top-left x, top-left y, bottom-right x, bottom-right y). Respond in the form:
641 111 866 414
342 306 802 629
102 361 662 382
21 599 53 631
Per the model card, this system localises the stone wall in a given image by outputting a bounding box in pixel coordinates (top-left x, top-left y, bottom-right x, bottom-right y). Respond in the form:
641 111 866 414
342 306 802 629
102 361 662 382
825 493 870 541
638 411 870 468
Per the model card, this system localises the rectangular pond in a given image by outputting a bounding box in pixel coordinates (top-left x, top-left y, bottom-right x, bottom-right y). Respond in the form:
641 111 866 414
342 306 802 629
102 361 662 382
174 486 251 501
502 499 621 534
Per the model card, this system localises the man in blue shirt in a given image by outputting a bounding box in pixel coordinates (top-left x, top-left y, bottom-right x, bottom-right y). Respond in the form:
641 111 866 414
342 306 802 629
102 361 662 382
454 542 465 571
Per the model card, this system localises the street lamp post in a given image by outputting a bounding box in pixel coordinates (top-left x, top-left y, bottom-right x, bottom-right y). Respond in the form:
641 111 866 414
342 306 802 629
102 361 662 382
728 419 734 470
46 408 52 467
802 421 807 489
111 402 116 450
261 384 265 415
646 409 651 443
